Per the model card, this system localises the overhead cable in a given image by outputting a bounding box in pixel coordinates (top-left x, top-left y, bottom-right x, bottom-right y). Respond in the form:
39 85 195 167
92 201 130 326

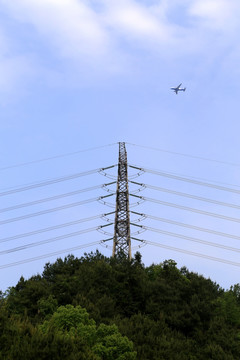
0 194 114 225
0 143 117 171
0 239 113 270
126 142 240 167
0 223 113 255
0 212 115 244
0 165 116 197
131 211 240 241
130 181 240 210
130 194 240 223
131 237 240 268
0 182 116 213
131 223 240 253
129 165 240 193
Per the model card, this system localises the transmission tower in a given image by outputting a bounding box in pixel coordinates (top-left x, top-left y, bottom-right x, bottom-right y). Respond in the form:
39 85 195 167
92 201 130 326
113 142 131 259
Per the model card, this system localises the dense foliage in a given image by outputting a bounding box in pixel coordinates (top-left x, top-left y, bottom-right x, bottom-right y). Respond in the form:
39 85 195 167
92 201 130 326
1 251 240 359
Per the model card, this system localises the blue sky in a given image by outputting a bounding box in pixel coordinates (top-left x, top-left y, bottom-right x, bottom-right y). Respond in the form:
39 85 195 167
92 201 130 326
1 0 240 291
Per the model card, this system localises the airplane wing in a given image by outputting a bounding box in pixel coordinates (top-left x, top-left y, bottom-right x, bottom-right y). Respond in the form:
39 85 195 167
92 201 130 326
177 83 182 89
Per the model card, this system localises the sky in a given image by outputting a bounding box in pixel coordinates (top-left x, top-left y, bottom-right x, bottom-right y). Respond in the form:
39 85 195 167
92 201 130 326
1 0 240 291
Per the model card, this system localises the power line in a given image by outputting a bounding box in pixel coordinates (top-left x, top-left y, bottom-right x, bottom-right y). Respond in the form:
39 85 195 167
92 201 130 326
131 223 240 253
0 224 113 255
0 182 116 213
0 194 114 225
130 181 240 210
0 213 115 244
0 143 118 171
130 194 240 223
126 142 240 167
131 237 240 268
131 211 240 241
0 165 116 197
129 165 240 192
0 239 112 270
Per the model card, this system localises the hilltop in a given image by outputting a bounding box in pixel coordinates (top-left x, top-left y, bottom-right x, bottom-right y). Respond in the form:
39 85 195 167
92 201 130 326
1 251 240 359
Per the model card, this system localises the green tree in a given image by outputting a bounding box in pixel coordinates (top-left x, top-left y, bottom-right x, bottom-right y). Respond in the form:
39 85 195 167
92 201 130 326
3 251 240 359
40 305 137 360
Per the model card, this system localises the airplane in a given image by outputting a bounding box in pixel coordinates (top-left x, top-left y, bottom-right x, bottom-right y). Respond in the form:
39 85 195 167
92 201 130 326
171 83 186 94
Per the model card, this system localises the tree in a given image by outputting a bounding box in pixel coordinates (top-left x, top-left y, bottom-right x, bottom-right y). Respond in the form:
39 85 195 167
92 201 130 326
40 305 137 360
3 252 240 359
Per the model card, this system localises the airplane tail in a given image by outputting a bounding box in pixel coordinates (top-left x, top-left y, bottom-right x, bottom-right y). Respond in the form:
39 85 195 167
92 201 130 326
184 87 186 91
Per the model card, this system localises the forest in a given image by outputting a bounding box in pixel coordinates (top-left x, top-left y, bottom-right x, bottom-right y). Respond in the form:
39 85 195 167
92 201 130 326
1 251 240 359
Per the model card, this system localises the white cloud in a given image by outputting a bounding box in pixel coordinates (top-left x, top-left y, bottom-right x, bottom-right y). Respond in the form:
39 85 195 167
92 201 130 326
0 0 111 60
0 0 240 93
0 0 181 60
189 0 240 30
1 0 238 62
103 0 171 43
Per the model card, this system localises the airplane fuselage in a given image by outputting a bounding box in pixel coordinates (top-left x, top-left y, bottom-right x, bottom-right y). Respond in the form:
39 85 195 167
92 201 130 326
171 84 186 94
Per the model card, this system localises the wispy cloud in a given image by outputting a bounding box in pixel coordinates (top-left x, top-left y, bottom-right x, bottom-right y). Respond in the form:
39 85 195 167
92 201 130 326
188 0 240 31
103 1 172 43
0 0 111 59
0 0 239 96
1 0 239 57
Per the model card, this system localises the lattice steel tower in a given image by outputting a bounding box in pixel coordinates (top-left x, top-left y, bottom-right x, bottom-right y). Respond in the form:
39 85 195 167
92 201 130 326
113 142 131 259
